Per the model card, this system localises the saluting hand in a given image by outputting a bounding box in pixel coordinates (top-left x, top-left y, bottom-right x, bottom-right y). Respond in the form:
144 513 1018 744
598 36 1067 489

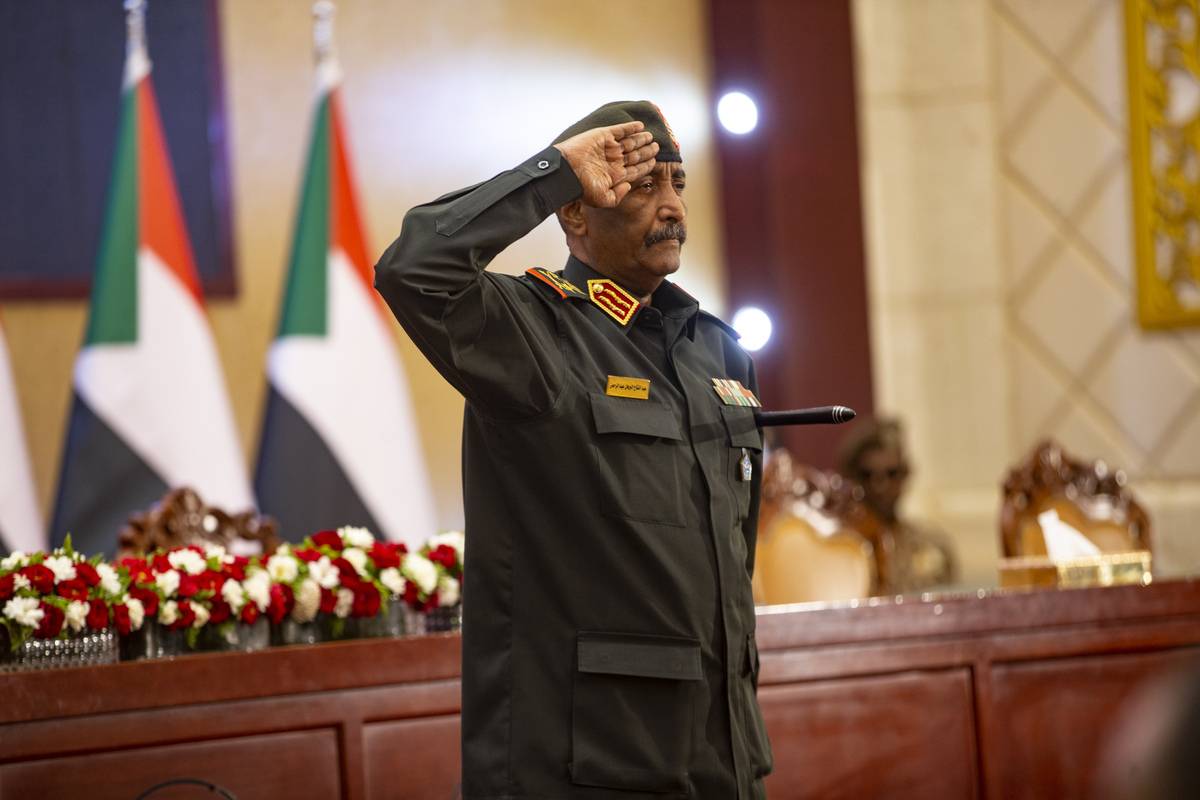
553 122 659 208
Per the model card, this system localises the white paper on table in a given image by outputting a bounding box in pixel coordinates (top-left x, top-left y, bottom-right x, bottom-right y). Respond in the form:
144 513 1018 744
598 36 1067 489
1038 509 1101 560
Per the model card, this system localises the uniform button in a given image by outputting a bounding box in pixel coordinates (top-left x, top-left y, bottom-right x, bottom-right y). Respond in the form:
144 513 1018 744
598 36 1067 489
537 159 550 169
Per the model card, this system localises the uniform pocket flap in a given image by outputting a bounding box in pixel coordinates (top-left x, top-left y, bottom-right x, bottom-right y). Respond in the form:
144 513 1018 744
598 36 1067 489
590 394 683 441
577 633 702 680
721 406 763 449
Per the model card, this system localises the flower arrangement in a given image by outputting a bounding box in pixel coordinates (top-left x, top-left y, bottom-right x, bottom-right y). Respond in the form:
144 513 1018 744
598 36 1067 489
422 531 464 610
1 537 135 652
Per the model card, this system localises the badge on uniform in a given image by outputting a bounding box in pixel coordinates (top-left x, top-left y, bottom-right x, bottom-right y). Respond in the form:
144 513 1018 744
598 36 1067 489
588 279 640 326
739 447 753 482
711 378 761 407
606 375 650 400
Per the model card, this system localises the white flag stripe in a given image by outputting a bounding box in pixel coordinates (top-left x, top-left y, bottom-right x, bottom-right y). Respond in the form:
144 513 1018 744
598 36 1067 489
268 249 436 547
0 325 44 552
75 248 253 513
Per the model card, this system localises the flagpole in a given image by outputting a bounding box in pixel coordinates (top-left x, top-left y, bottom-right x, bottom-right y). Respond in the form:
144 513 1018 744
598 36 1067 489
313 0 342 91
123 0 151 88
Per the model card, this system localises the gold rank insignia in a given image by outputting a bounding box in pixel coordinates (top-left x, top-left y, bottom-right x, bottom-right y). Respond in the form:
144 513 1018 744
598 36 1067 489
606 375 651 400
587 279 640 326
526 268 584 299
712 378 761 407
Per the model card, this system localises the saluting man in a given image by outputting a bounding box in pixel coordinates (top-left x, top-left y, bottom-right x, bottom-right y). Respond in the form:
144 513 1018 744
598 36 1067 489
375 101 773 798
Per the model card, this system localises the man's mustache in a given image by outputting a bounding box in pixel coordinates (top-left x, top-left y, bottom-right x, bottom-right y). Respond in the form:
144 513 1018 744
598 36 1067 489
644 223 687 247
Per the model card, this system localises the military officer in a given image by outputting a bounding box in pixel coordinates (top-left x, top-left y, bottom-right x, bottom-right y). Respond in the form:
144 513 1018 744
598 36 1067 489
374 101 773 798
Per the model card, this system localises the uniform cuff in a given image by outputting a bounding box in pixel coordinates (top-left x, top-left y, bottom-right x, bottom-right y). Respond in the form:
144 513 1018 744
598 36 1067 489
519 146 583 214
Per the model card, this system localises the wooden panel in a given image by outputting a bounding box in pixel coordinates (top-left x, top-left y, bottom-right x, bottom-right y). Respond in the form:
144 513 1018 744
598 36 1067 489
0 729 340 800
759 669 977 799
986 647 1200 800
363 715 461 800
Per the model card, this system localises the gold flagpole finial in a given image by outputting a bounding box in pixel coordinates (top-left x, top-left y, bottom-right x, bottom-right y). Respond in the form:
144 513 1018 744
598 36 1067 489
123 0 151 86
312 1 341 89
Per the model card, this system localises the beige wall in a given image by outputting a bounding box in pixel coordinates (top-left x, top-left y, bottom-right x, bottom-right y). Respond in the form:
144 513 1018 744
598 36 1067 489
2 0 725 535
854 0 1200 587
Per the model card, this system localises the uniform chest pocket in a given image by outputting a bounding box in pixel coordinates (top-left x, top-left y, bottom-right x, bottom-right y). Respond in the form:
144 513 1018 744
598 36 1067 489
721 406 763 521
589 394 686 527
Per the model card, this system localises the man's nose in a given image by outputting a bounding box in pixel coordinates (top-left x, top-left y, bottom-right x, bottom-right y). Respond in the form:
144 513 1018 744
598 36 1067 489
658 188 685 222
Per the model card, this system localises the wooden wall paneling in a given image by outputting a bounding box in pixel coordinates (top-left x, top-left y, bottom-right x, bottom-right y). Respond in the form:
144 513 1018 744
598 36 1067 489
0 729 342 800
758 669 978 799
363 715 462 800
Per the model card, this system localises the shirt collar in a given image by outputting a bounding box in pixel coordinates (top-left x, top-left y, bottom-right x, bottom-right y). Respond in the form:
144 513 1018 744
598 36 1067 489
563 255 700 339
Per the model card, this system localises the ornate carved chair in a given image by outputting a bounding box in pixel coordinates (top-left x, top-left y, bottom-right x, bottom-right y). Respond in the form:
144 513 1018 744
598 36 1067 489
999 440 1151 560
755 448 877 604
117 487 281 558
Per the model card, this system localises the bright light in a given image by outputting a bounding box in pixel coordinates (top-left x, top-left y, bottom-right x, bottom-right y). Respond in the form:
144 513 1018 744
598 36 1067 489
717 91 758 134
732 307 772 351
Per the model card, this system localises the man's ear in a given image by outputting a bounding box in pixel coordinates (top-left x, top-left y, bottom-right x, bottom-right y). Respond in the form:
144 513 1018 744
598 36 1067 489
556 200 587 236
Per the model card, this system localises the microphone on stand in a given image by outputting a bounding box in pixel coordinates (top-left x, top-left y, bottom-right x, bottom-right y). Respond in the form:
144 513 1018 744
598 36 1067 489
754 405 856 427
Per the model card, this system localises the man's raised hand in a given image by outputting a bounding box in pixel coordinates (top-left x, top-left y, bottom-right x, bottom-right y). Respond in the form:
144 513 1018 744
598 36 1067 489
554 122 659 208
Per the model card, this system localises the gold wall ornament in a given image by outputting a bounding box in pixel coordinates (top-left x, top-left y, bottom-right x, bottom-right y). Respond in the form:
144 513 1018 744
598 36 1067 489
1126 0 1200 327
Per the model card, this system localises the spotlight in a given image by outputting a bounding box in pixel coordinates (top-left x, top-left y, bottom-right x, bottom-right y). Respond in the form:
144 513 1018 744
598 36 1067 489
717 91 758 135
732 306 772 351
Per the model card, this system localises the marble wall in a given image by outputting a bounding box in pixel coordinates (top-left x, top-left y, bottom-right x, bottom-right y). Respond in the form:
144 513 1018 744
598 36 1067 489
854 0 1200 586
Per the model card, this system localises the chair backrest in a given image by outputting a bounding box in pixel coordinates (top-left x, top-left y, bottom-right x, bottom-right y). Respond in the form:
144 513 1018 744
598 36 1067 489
1000 440 1151 559
117 486 281 558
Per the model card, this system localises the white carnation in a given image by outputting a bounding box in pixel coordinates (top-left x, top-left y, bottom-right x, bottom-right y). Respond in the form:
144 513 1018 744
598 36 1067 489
267 554 299 584
168 549 207 576
96 563 122 596
292 578 320 623
380 567 405 597
342 547 368 576
242 569 271 612
159 600 179 626
13 573 31 591
339 526 375 549
3 597 43 628
43 555 77 583
1 551 28 571
221 579 246 611
65 600 90 632
402 553 438 595
203 544 227 562
126 597 146 631
191 602 210 629
308 556 340 590
155 569 180 597
437 575 461 607
334 588 354 619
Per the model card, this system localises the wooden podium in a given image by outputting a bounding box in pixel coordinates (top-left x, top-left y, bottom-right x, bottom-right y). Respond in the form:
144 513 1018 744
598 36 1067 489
3 580 1199 799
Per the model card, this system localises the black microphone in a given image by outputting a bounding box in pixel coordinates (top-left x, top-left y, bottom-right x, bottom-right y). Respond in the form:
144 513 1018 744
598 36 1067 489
754 405 856 427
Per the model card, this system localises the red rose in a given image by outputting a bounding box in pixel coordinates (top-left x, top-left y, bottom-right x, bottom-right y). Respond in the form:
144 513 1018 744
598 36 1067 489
310 530 344 551
225 557 248 581
293 548 320 563
174 600 197 630
119 557 153 584
240 602 260 625
129 586 159 617
208 599 231 625
428 545 458 571
113 603 132 635
370 542 401 570
319 588 337 614
268 583 294 625
75 562 101 587
35 602 64 639
56 578 90 602
86 599 109 630
151 553 172 573
0 574 14 600
20 564 55 594
332 557 360 582
352 586 381 618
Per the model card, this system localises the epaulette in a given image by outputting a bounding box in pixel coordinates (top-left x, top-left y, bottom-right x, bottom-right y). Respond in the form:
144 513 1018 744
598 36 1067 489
697 309 741 341
524 268 586 301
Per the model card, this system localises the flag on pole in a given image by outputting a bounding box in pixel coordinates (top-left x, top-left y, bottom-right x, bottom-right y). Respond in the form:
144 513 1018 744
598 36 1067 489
255 2 436 547
0 317 44 556
51 1 253 554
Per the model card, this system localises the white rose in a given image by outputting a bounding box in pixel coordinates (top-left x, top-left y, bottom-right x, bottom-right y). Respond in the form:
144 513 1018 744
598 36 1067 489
380 567 405 597
334 588 354 619
267 554 299 584
155 569 181 597
309 556 340 590
342 547 369 576
1 551 27 571
203 544 227 562
96 563 122 596
191 603 210 629
126 597 146 631
339 526 376 549
221 579 246 612
43 555 77 583
402 553 438 595
13 573 31 591
292 578 321 623
159 600 179 626
242 570 271 612
3 597 43 628
66 600 90 632
437 575 461 607
168 549 207 576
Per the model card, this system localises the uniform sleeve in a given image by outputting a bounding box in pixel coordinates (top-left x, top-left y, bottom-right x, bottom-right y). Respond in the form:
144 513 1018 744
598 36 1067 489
373 146 583 418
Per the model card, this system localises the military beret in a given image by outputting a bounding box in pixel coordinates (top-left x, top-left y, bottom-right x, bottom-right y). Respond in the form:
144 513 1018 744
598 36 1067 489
552 100 682 163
